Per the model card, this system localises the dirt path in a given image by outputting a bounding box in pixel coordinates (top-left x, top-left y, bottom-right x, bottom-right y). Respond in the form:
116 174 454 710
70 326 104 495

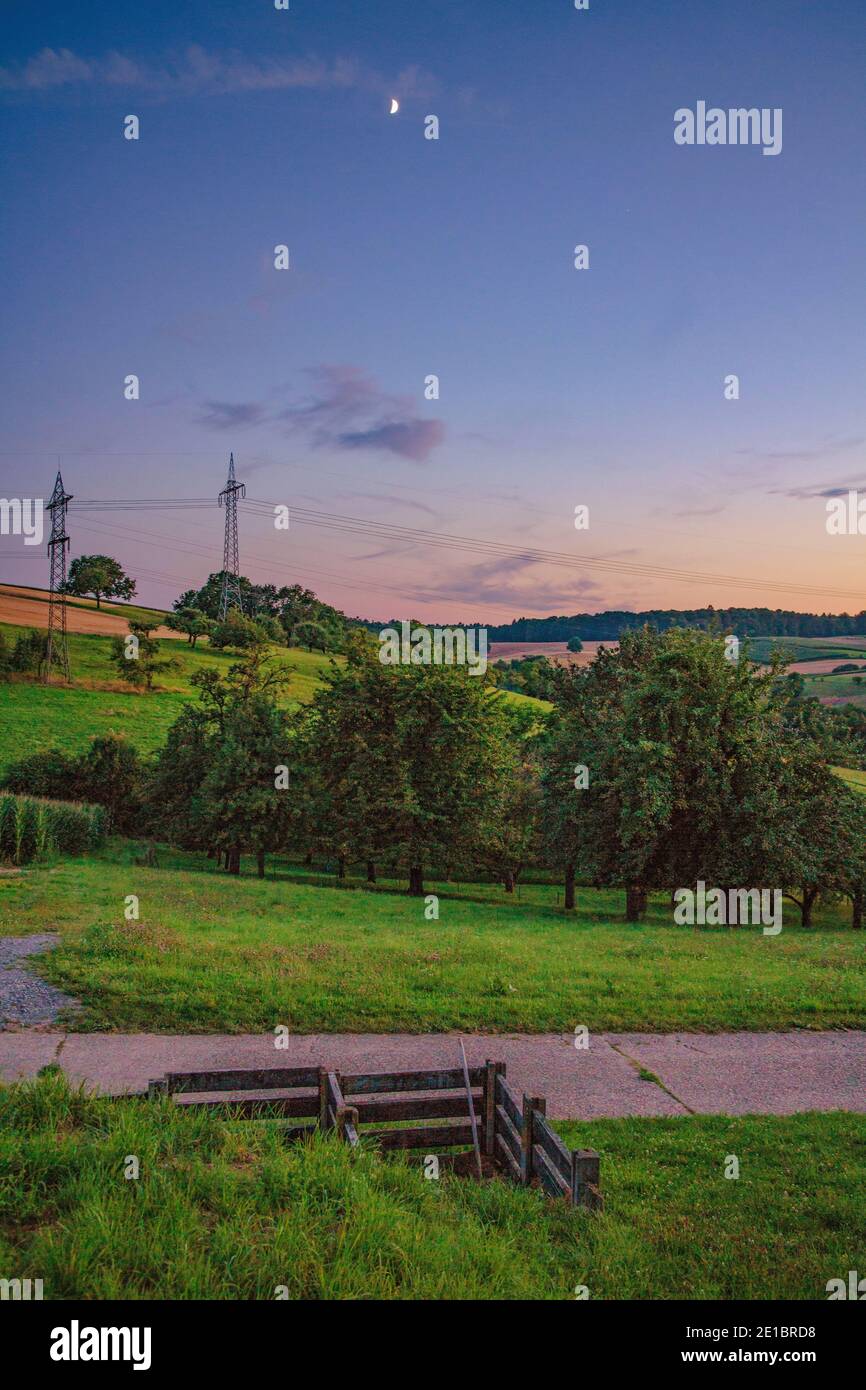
1 1029 863 1117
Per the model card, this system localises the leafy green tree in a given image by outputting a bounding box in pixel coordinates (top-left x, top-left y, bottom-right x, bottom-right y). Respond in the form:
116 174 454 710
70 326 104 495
299 641 510 895
166 607 214 648
63 555 136 609
542 627 804 920
566 636 583 653
110 623 178 690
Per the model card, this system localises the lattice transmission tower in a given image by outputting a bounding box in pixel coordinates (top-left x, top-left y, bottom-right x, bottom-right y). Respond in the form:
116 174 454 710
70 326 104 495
44 469 73 684
218 453 245 619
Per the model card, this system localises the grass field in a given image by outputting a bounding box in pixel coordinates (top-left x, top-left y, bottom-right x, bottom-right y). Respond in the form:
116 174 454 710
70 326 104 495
802 670 866 708
1 842 864 1033
0 626 335 766
748 636 866 664
1 1070 862 1300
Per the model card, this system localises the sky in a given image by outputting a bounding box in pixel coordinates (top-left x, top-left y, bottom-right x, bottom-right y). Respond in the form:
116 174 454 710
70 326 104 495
0 0 864 624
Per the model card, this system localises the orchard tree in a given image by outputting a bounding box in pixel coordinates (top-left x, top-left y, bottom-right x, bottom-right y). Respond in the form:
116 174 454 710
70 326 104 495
110 623 178 691
166 607 214 648
63 555 136 609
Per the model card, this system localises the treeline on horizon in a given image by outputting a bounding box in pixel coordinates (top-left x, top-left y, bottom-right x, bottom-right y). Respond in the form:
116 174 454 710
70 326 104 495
478 607 866 643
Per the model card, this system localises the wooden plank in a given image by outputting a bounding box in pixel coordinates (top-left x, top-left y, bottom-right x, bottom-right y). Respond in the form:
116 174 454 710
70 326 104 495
532 1111 573 1182
326 1071 345 1115
483 1061 502 1157
281 1122 318 1142
162 1068 319 1094
495 1132 522 1184
494 1104 521 1160
342 1067 485 1095
353 1093 481 1124
336 1105 360 1149
521 1094 544 1185
176 1094 318 1119
533 1144 570 1199
496 1075 523 1131
363 1122 476 1151
571 1149 603 1211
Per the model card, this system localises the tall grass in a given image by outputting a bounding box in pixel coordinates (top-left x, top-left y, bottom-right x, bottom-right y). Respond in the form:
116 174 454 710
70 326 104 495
1 1071 862 1300
0 793 105 865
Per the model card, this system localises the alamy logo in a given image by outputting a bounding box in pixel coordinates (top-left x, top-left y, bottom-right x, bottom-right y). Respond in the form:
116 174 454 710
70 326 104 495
379 620 488 676
826 491 866 535
0 497 43 545
674 102 782 156
0 1277 43 1299
50 1320 152 1371
826 1270 866 1300
674 881 782 935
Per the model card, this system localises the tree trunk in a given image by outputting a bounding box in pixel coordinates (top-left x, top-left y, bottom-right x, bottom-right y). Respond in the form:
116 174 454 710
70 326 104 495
853 887 864 930
504 870 515 893
257 849 265 879
626 886 645 922
337 856 346 880
366 861 377 884
304 852 313 866
801 886 817 928
408 863 424 896
229 847 241 876
564 863 575 910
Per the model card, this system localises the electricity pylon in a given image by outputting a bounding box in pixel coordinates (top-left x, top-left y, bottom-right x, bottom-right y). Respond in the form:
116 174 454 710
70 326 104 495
218 452 245 619
45 469 73 683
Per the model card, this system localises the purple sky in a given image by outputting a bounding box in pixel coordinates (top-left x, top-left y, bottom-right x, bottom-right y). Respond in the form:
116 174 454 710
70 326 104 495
1 0 865 622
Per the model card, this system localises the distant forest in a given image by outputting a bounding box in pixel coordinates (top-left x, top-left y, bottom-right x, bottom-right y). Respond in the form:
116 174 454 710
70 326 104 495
478 608 866 643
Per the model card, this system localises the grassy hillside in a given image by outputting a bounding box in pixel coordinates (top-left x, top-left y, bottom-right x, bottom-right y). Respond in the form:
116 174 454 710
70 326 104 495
1 1071 862 1300
0 625 335 767
2 843 864 1033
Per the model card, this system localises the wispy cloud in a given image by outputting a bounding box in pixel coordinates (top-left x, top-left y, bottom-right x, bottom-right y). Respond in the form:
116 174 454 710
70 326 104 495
0 45 435 102
198 364 445 463
771 475 866 501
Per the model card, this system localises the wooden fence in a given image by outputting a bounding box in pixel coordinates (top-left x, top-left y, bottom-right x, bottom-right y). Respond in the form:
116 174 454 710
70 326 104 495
147 1060 601 1209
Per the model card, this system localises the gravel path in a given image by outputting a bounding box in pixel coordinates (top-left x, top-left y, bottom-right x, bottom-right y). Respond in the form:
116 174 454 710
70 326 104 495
0 935 80 1029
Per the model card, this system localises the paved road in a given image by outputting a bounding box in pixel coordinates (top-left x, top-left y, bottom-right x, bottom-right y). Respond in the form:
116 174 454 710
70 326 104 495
1 1029 863 1118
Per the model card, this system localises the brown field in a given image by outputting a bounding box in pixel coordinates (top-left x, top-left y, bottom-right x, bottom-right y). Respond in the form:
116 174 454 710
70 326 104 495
0 584 175 638
488 639 615 667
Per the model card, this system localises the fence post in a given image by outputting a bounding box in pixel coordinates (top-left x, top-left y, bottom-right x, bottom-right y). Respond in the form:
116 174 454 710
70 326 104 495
521 1094 545 1185
318 1067 329 1131
571 1149 602 1210
483 1060 502 1156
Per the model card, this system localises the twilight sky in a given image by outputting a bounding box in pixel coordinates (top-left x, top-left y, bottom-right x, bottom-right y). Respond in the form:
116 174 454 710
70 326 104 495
1 0 864 623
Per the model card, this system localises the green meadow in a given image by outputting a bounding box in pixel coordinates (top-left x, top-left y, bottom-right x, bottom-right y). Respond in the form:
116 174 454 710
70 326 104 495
1 842 864 1034
1 1070 862 1300
0 625 334 766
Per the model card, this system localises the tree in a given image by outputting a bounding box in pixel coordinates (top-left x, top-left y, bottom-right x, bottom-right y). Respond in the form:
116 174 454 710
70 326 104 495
209 609 275 651
299 640 508 895
145 647 295 874
63 555 136 609
541 627 809 920
566 636 583 653
110 623 178 691
166 607 214 649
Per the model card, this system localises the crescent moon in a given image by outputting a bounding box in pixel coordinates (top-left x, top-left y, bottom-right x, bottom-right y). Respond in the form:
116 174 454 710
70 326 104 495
389 98 399 114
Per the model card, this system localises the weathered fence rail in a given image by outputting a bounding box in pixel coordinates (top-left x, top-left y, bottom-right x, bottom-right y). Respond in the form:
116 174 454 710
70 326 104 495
148 1059 602 1209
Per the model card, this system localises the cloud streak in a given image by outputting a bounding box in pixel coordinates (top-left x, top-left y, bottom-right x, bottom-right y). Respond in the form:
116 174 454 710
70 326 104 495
0 45 435 102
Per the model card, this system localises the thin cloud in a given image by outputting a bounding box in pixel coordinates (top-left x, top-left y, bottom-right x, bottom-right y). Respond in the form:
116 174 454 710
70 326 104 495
0 45 435 102
338 419 445 462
